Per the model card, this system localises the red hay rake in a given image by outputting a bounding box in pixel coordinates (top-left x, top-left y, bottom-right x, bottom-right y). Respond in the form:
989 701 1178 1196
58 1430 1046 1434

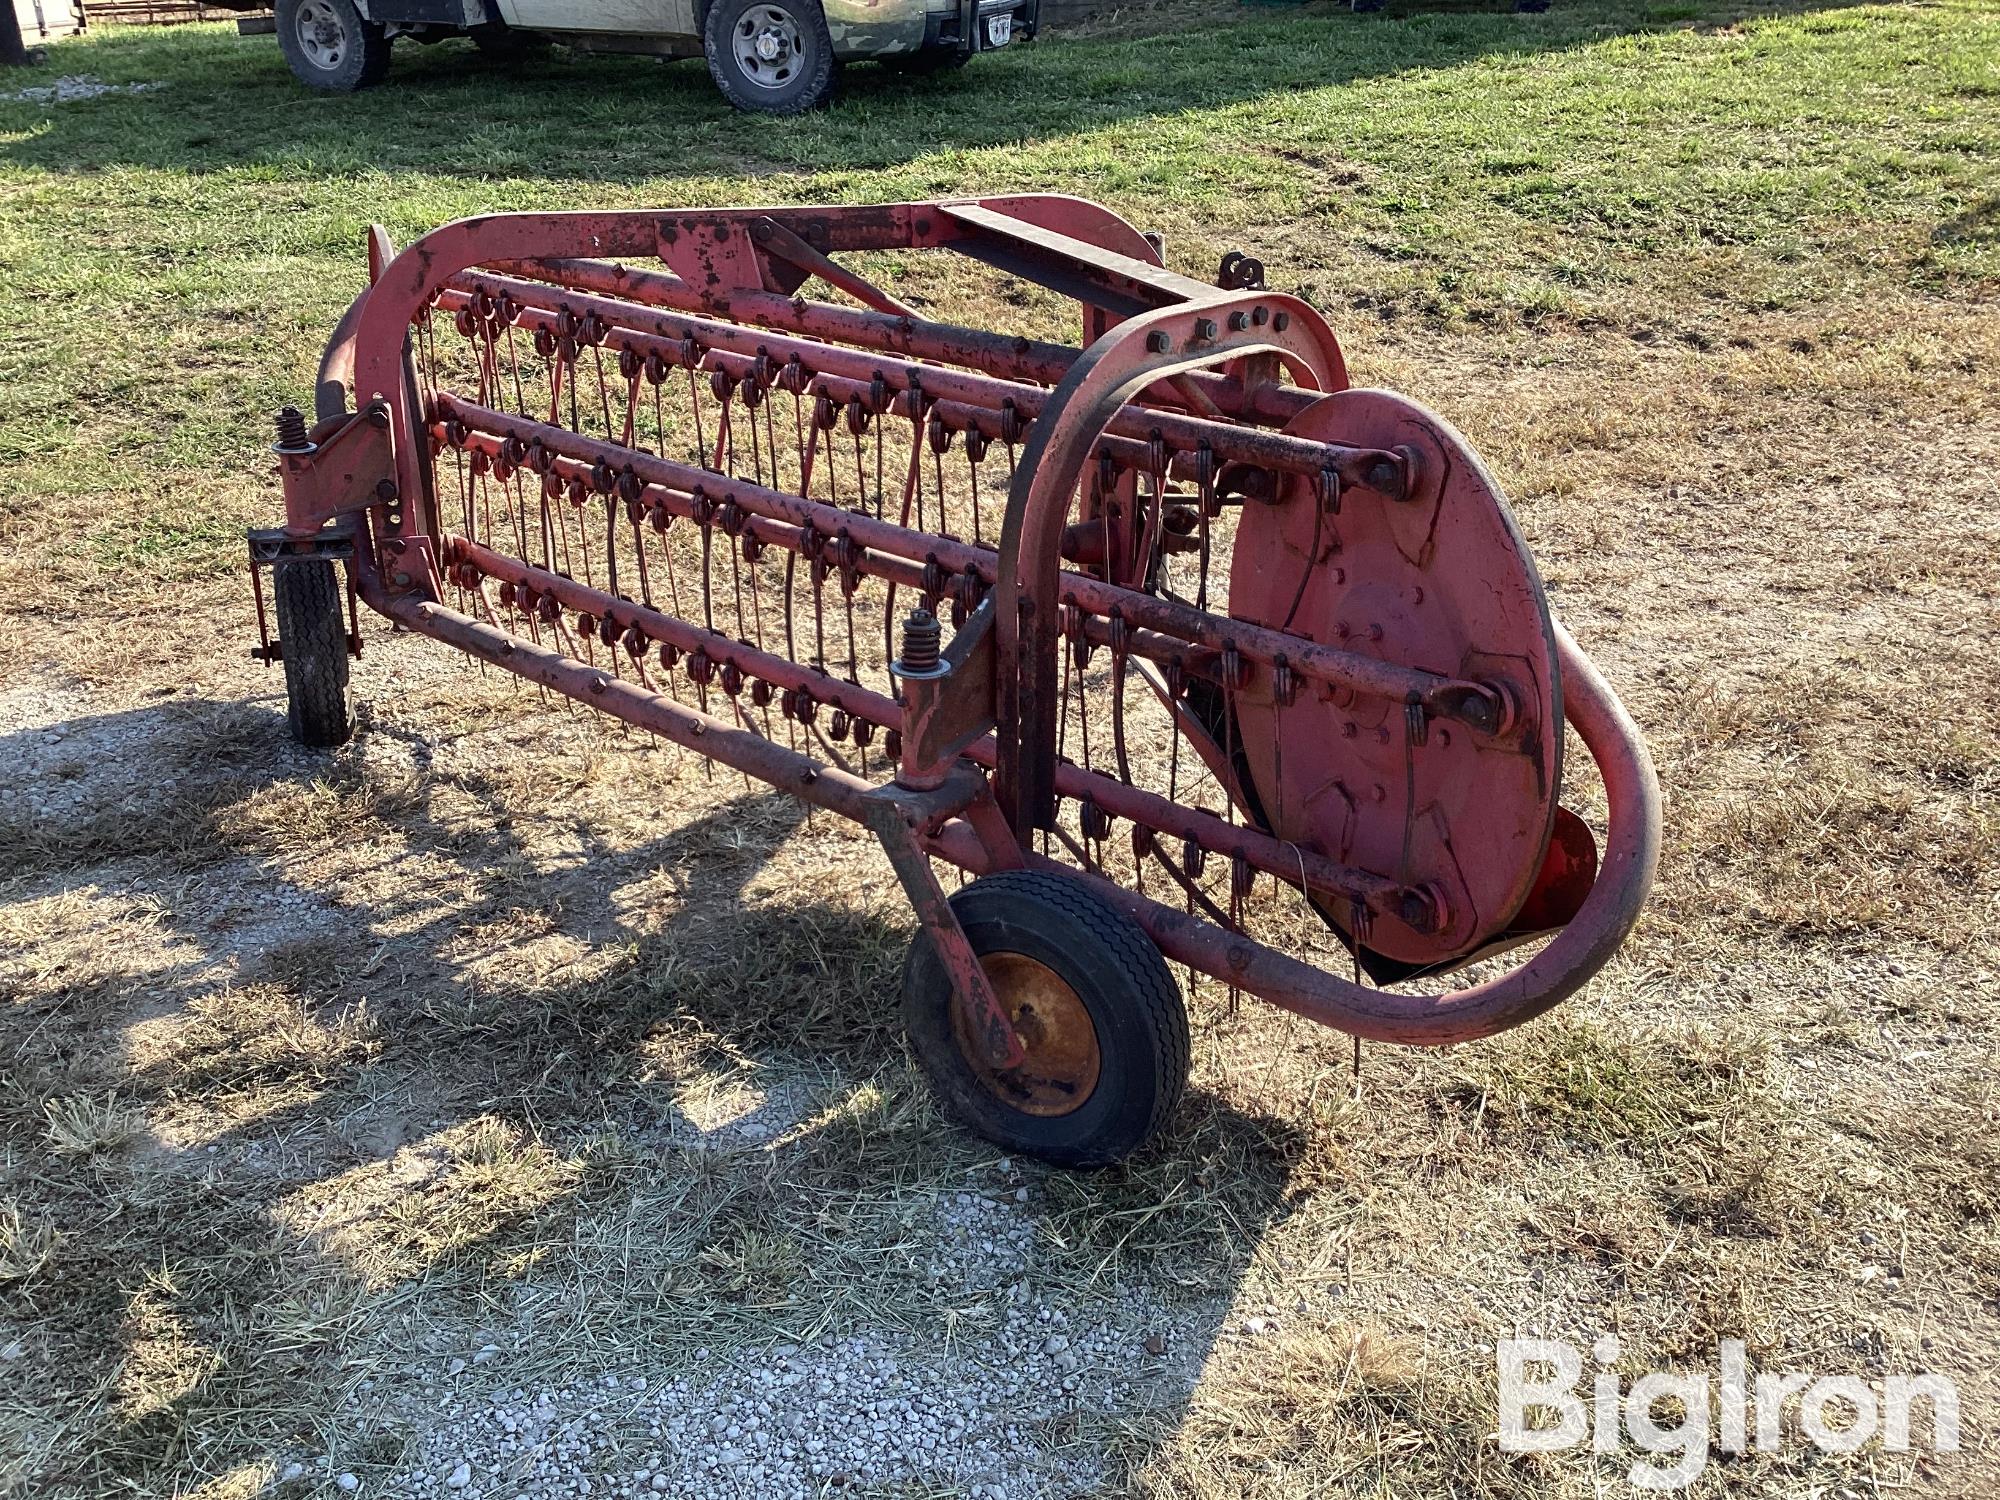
249 196 1661 1165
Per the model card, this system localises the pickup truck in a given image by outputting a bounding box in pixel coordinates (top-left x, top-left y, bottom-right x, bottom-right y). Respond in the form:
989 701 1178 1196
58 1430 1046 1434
261 0 1038 112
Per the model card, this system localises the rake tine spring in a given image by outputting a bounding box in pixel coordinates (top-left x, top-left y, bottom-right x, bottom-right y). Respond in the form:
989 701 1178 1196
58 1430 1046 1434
453 443 473 546
590 340 614 438
695 488 717 634
601 489 620 604
567 346 582 446
929 424 949 541
1220 640 1242 833
765 381 784 496
509 465 532 570
838 537 860 693
846 397 869 518
791 387 810 498
1109 609 1133 788
686 363 708 468
569 478 597 591
725 505 748 642
539 473 563 577
1195 441 1217 613
477 458 497 559
880 441 926 675
711 370 735 475
964 427 987 547
503 318 527 417
742 530 771 664
620 364 641 450
649 500 684 619
904 411 922 537
628 501 653 609
742 377 765 489
1145 438 1170 594
810 536 829 678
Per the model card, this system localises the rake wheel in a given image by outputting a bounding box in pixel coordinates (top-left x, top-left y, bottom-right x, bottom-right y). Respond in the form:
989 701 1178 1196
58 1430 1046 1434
273 559 353 748
902 870 1188 1167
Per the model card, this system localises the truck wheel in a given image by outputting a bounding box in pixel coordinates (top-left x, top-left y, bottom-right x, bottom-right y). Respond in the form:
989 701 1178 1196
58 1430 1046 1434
272 561 354 748
902 871 1189 1167
702 0 836 114
276 0 392 92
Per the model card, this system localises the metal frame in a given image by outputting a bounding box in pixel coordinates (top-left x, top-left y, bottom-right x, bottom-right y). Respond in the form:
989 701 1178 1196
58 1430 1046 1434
255 194 1661 1052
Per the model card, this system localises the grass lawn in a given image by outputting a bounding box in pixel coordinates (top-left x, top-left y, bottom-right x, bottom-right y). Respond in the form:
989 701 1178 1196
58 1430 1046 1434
1 1 1997 1496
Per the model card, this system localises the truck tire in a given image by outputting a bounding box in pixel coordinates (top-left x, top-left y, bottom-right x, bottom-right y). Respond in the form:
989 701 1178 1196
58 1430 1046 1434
276 0 392 92
273 560 354 748
702 0 836 114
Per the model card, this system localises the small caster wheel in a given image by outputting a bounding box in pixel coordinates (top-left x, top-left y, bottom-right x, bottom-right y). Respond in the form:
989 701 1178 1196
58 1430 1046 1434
902 870 1189 1167
272 559 354 748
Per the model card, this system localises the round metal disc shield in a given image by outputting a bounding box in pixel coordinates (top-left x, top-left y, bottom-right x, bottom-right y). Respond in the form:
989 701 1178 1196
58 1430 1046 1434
1227 389 1563 967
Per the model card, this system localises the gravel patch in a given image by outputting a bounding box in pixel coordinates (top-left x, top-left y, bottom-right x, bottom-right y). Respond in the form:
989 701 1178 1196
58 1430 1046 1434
0 74 160 104
344 1292 1218 1500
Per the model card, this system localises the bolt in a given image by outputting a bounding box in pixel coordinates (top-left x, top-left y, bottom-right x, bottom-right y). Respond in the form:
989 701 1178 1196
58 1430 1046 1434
1273 311 1290 332
273 406 310 451
365 402 391 430
1366 457 1406 498
1193 318 1217 341
1145 330 1171 354
1399 889 1435 932
375 479 399 503
898 609 942 675
1227 311 1249 332
392 570 411 587
1251 306 1269 326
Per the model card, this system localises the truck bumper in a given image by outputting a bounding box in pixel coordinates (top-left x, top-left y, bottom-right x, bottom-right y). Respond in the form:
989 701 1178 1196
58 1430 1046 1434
923 0 1038 54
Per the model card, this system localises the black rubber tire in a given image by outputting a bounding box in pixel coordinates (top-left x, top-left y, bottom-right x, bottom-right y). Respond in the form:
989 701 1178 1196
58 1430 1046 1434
902 870 1189 1167
880 47 969 75
702 0 837 114
275 0 392 93
272 561 354 748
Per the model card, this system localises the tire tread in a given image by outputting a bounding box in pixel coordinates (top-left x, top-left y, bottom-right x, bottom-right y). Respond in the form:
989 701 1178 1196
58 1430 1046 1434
902 869 1188 1166
272 560 353 748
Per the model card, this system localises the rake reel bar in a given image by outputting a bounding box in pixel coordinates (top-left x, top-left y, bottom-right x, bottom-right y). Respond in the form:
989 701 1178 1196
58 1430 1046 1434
254 195 1661 1164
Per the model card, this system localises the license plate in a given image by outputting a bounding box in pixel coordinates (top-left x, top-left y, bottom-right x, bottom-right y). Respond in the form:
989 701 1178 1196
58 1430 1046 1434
985 13 1012 46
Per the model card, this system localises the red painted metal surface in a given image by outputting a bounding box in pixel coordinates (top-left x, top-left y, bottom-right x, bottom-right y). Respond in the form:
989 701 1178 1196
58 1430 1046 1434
253 194 1660 1054
1229 388 1562 970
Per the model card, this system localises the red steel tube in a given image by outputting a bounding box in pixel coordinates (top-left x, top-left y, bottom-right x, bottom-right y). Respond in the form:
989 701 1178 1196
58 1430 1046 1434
445 532 1420 918
441 275 1383 485
435 396 1505 727
924 624 1660 1044
381 590 1653 1045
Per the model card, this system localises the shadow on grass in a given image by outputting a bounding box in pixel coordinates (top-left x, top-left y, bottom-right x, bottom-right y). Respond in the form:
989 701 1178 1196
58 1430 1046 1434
0 696 1311 1496
0 0 1873 187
